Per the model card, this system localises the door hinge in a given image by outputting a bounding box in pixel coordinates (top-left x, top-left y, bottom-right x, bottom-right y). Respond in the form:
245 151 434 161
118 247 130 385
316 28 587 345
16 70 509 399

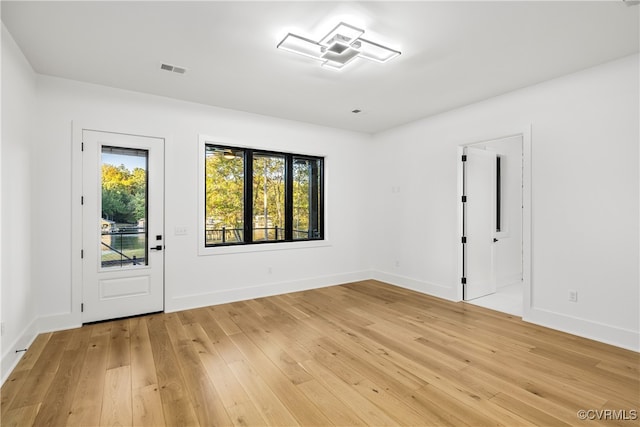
81 249 84 259
461 236 467 244
81 142 84 151
81 303 84 313
81 196 84 205
461 277 467 284
461 155 467 162
461 195 467 203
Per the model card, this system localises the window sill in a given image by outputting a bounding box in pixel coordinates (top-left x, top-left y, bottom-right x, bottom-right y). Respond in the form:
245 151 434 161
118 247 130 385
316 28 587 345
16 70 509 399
198 239 331 256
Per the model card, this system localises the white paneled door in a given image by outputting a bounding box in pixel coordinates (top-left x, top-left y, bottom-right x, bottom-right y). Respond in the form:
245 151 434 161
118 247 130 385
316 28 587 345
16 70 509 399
463 146 497 300
82 130 164 323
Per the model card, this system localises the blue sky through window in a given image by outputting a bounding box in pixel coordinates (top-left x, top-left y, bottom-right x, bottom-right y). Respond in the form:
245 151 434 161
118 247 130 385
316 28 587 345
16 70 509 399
102 152 147 171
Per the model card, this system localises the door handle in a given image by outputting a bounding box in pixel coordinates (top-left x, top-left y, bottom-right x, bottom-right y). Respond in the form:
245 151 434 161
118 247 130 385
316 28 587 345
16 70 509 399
493 238 499 243
150 245 163 251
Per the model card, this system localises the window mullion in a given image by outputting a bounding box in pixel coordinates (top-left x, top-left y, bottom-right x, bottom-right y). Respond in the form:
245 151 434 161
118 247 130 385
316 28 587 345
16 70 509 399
244 150 254 243
318 159 324 239
309 160 320 238
285 154 293 241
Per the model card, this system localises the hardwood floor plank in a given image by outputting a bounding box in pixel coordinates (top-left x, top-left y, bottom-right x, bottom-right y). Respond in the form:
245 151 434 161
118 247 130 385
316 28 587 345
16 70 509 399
216 315 243 336
462 364 598 425
132 384 166 427
66 331 111 426
130 317 159 390
32 327 92 426
189 306 230 344
100 366 132 427
228 332 332 426
182 322 267 427
165 313 233 427
308 337 428 426
270 294 311 320
130 317 165 427
0 403 41 427
146 314 199 427
9 332 51 373
0 368 28 415
227 359 301 426
308 325 519 426
8 329 73 409
596 358 640 380
306 315 428 391
299 358 400 426
106 319 131 370
490 392 575 427
2 280 637 427
422 333 613 422
65 322 94 351
296 379 368 426
227 302 314 385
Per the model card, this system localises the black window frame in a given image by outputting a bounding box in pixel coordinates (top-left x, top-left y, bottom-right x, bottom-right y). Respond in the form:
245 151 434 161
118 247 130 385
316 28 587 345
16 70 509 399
204 144 324 247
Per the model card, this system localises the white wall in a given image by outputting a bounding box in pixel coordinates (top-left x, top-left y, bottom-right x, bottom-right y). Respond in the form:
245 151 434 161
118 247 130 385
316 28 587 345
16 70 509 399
371 54 639 350
2 30 638 388
1 25 39 381
32 74 372 331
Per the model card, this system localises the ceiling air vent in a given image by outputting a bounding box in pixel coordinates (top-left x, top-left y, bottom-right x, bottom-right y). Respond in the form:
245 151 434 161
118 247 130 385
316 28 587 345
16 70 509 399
160 63 188 74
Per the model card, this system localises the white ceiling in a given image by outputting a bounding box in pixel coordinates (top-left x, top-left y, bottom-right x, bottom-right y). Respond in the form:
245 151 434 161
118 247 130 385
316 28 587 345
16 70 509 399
2 1 638 133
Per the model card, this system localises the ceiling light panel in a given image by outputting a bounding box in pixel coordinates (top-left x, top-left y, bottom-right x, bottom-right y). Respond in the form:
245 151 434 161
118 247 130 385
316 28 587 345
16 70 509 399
357 38 401 63
277 21 400 71
319 22 364 46
277 34 324 61
321 46 360 64
321 59 348 71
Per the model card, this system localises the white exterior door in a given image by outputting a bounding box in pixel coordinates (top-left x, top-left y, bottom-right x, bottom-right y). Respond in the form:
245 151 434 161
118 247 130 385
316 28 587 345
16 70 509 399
463 146 497 300
82 130 164 323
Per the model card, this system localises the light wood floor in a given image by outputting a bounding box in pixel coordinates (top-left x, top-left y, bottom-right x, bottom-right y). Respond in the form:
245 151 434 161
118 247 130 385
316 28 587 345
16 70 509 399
1 280 638 426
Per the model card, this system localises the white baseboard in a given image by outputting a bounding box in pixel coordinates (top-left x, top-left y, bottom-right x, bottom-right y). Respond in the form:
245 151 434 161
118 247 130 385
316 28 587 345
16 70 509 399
524 307 639 352
1 317 38 385
3 271 636 388
166 270 372 313
38 312 81 334
371 270 638 352
371 270 458 301
497 272 523 288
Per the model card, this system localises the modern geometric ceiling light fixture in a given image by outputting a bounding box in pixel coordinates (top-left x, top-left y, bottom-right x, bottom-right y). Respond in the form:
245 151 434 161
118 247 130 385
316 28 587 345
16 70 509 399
277 22 400 70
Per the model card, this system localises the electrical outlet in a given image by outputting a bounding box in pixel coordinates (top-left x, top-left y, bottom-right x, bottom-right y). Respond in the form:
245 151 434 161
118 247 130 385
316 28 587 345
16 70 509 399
568 290 578 302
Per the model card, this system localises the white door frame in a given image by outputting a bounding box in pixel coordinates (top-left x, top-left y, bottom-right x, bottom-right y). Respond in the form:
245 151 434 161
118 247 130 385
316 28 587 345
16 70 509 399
456 126 532 317
71 122 168 326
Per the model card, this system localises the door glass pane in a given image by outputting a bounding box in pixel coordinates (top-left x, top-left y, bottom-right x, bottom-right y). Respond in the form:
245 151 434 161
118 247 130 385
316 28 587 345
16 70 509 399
253 154 285 242
293 157 322 239
101 146 148 268
205 146 245 245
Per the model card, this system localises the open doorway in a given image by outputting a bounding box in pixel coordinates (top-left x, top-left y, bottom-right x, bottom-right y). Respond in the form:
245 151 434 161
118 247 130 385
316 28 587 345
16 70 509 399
460 134 524 316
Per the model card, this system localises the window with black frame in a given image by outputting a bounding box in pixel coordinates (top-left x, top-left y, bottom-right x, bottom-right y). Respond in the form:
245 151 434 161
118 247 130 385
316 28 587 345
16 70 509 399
204 144 324 247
